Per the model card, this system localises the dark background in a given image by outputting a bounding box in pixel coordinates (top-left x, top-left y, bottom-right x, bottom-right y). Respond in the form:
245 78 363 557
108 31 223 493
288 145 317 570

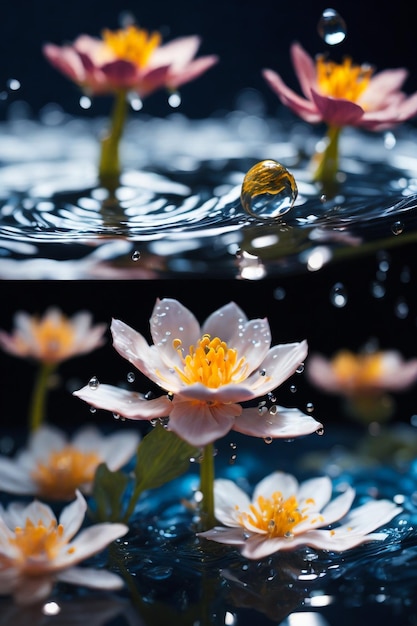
1 0 417 120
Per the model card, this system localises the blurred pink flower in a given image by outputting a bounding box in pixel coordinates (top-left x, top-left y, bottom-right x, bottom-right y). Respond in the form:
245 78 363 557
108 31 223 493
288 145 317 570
0 307 106 365
43 25 218 98
263 42 417 131
74 298 322 447
0 490 127 605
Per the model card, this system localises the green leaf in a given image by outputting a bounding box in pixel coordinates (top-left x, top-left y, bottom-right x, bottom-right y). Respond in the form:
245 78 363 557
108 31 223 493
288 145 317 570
134 423 199 493
91 462 130 523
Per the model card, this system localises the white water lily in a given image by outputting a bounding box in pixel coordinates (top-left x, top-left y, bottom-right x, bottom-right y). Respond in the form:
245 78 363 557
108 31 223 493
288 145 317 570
198 471 402 559
0 424 140 500
0 490 128 605
74 298 322 447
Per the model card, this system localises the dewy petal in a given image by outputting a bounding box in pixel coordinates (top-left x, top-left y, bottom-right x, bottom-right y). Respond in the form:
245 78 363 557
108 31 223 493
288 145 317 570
234 405 322 439
57 566 124 589
168 399 238 447
202 301 248 344
149 298 201 367
245 340 308 395
213 479 251 526
73 383 172 420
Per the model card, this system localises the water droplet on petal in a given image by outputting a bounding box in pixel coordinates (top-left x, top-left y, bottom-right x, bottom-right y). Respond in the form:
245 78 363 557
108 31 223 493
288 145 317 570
241 160 297 220
317 8 347 45
264 436 273 444
88 376 99 389
316 426 325 436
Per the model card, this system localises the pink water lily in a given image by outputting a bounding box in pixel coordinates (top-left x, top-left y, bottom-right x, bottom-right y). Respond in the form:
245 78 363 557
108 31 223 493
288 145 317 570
43 26 218 98
262 42 417 190
73 298 322 448
263 42 417 131
198 471 402 559
0 490 128 605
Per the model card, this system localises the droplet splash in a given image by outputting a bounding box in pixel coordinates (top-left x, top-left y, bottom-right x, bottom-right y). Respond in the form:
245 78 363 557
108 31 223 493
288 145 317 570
317 8 347 45
240 160 298 220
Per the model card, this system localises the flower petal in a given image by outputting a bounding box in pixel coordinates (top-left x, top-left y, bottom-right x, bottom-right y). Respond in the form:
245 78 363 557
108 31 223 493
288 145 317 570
12 575 54 606
202 301 248 343
213 479 251 526
168 399 238 446
262 68 323 123
252 471 299 502
150 298 201 365
59 490 87 541
55 523 128 567
73 383 172 420
310 90 365 126
57 566 124 589
244 340 308 395
234 405 322 439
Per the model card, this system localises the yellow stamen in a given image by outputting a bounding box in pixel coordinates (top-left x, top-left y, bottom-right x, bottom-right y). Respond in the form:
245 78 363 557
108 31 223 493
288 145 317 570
238 491 308 538
332 350 383 389
32 446 101 499
172 334 248 388
10 519 67 562
102 25 161 68
316 55 373 102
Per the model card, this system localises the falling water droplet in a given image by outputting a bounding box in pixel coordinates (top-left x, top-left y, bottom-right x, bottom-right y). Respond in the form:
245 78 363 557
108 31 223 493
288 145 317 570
168 91 181 108
240 160 298 220
264 436 273 444
7 78 21 91
127 372 135 383
317 8 347 45
88 376 99 389
306 402 314 413
391 221 404 235
131 250 141 261
79 96 92 110
330 282 348 308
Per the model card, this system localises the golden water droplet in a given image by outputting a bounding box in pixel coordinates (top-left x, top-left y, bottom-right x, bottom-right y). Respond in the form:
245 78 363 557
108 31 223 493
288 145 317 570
240 160 297 220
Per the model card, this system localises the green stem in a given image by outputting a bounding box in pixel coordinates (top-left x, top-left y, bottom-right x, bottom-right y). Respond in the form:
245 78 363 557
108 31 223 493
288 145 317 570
98 89 128 191
312 125 341 196
199 443 216 531
29 362 56 432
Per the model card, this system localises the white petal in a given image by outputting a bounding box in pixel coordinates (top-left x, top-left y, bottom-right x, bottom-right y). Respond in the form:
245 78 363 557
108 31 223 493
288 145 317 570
55 523 128 567
0 457 35 494
59 490 87 541
295 486 356 533
198 526 249 546
234 405 323 439
99 430 141 470
168 400 236 446
253 471 299 502
12 575 54 606
149 298 201 366
296 476 333 511
202 302 248 343
245 341 308 395
57 566 124 589
29 424 67 457
111 319 168 382
73 384 172 419
213 479 251 526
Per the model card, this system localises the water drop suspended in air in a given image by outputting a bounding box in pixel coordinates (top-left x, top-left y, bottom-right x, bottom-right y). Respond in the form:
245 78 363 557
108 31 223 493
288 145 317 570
391 221 404 235
131 250 141 261
330 282 348 308
168 91 181 108
127 372 135 383
79 96 92 110
240 160 298 220
317 8 347 45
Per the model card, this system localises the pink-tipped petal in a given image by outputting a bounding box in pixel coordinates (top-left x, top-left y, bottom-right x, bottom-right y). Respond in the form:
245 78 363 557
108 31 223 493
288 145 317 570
310 90 365 126
168 399 238 446
290 41 318 98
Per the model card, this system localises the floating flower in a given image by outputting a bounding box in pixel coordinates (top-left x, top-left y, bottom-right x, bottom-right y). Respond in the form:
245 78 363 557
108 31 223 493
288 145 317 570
0 490 128 605
198 471 402 559
0 424 140 500
262 42 417 191
43 24 218 188
0 307 106 365
306 348 417 423
73 298 321 448
0 307 107 431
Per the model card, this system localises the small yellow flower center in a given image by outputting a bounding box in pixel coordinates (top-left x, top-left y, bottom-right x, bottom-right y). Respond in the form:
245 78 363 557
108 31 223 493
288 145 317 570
26 315 76 363
316 55 373 102
173 334 248 388
10 519 69 563
332 350 383 389
31 447 101 499
238 491 308 538
102 25 161 68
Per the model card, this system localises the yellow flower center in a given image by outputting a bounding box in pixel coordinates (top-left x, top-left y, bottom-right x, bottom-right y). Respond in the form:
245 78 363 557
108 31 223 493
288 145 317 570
26 315 76 363
332 350 383 389
9 518 71 563
102 25 161 68
172 334 248 388
31 447 101 499
238 491 309 538
316 55 373 102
